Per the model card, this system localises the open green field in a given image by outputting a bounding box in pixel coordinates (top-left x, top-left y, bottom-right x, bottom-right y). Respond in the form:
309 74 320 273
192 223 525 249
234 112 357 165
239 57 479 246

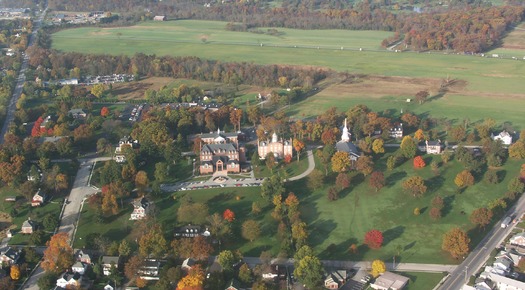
52 20 392 53
288 91 525 128
288 150 523 264
488 22 525 58
51 20 525 96
399 272 446 290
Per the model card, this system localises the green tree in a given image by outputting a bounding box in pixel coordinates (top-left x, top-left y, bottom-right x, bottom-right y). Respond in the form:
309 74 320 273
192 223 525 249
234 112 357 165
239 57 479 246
242 220 261 241
217 250 236 272
402 176 427 197
294 255 323 289
238 263 253 284
139 224 168 258
372 138 385 154
119 240 132 257
508 177 525 194
43 214 58 231
307 169 324 190
509 141 525 159
38 273 57 290
91 83 106 98
331 151 351 173
261 174 285 200
154 162 168 183
400 136 417 159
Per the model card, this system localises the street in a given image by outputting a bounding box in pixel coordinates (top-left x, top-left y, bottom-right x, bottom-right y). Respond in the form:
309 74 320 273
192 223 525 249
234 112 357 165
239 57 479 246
0 5 46 144
20 156 111 290
438 191 525 289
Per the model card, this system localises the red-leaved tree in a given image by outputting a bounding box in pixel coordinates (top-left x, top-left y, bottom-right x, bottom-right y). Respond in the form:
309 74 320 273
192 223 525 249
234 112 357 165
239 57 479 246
364 229 384 249
413 156 426 168
100 106 110 117
223 209 235 222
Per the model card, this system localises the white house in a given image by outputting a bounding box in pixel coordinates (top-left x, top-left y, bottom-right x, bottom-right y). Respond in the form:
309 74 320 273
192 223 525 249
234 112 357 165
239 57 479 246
0 247 20 266
102 256 120 276
56 273 81 288
139 259 161 280
68 108 87 119
31 188 46 207
130 197 149 220
488 273 525 290
182 258 196 272
72 261 87 275
492 131 513 145
371 272 410 290
324 270 347 289
389 123 403 139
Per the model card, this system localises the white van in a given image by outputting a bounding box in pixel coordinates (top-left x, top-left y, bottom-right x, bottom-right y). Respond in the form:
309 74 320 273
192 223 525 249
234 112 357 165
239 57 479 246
501 217 512 228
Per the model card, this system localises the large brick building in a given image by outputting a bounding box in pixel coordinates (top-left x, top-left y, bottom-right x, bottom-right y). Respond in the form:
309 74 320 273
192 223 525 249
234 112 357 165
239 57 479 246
258 132 293 160
199 129 246 175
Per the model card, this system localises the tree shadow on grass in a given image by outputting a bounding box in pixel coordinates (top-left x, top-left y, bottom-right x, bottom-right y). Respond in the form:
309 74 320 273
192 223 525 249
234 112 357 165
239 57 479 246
382 226 405 247
386 171 407 187
426 175 445 193
442 194 456 218
319 238 355 260
307 219 337 248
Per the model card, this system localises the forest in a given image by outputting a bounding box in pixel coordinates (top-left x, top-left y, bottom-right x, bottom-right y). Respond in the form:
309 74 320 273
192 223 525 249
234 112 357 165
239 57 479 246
26 47 330 88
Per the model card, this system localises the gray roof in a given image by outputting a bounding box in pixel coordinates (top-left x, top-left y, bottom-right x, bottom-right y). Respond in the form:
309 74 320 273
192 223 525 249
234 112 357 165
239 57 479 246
22 219 36 228
68 108 86 114
335 141 360 157
200 131 238 139
202 143 237 153
1 247 20 260
102 256 120 265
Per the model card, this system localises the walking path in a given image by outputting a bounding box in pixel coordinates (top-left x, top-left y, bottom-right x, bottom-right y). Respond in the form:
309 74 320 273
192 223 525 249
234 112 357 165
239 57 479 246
223 257 457 273
288 150 314 181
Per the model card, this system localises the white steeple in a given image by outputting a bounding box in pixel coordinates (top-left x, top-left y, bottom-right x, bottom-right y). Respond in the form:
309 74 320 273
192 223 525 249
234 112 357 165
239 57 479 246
341 118 351 142
272 132 278 143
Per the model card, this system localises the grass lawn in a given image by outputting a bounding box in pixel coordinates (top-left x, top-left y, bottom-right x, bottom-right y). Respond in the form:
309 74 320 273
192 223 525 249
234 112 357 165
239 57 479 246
253 152 309 178
396 271 446 290
74 203 134 248
288 92 525 128
0 186 63 246
288 150 523 264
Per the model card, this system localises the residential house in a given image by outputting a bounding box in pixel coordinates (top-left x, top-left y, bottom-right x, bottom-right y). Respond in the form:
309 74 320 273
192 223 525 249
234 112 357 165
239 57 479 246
258 132 293 160
31 188 46 207
115 136 140 163
335 119 361 169
0 247 20 266
226 278 245 290
104 284 114 290
72 261 87 275
389 123 403 139
139 259 161 280
492 131 513 145
68 108 87 119
174 225 210 238
493 256 513 275
182 258 196 272
370 271 409 290
4 196 16 202
199 129 246 175
27 166 41 181
153 15 166 21
130 197 149 220
76 250 93 265
21 218 36 234
262 264 287 280
40 115 52 129
474 278 494 290
102 256 120 276
419 140 443 154
488 273 525 290
56 272 81 289
324 270 348 289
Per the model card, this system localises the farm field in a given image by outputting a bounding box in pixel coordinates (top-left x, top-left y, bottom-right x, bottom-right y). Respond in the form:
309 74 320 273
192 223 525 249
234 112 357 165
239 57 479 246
488 22 525 58
52 20 392 52
288 75 525 127
51 20 525 97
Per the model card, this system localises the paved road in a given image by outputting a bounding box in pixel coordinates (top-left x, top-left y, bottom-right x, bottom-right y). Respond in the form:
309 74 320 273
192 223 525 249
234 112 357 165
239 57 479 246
438 192 525 289
21 156 111 290
0 6 46 144
288 150 314 181
232 257 456 273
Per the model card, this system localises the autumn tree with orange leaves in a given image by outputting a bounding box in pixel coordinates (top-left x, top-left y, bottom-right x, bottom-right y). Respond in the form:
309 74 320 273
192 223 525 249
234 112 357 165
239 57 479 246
177 265 205 290
223 209 235 222
41 232 74 273
413 156 426 168
100 106 110 117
